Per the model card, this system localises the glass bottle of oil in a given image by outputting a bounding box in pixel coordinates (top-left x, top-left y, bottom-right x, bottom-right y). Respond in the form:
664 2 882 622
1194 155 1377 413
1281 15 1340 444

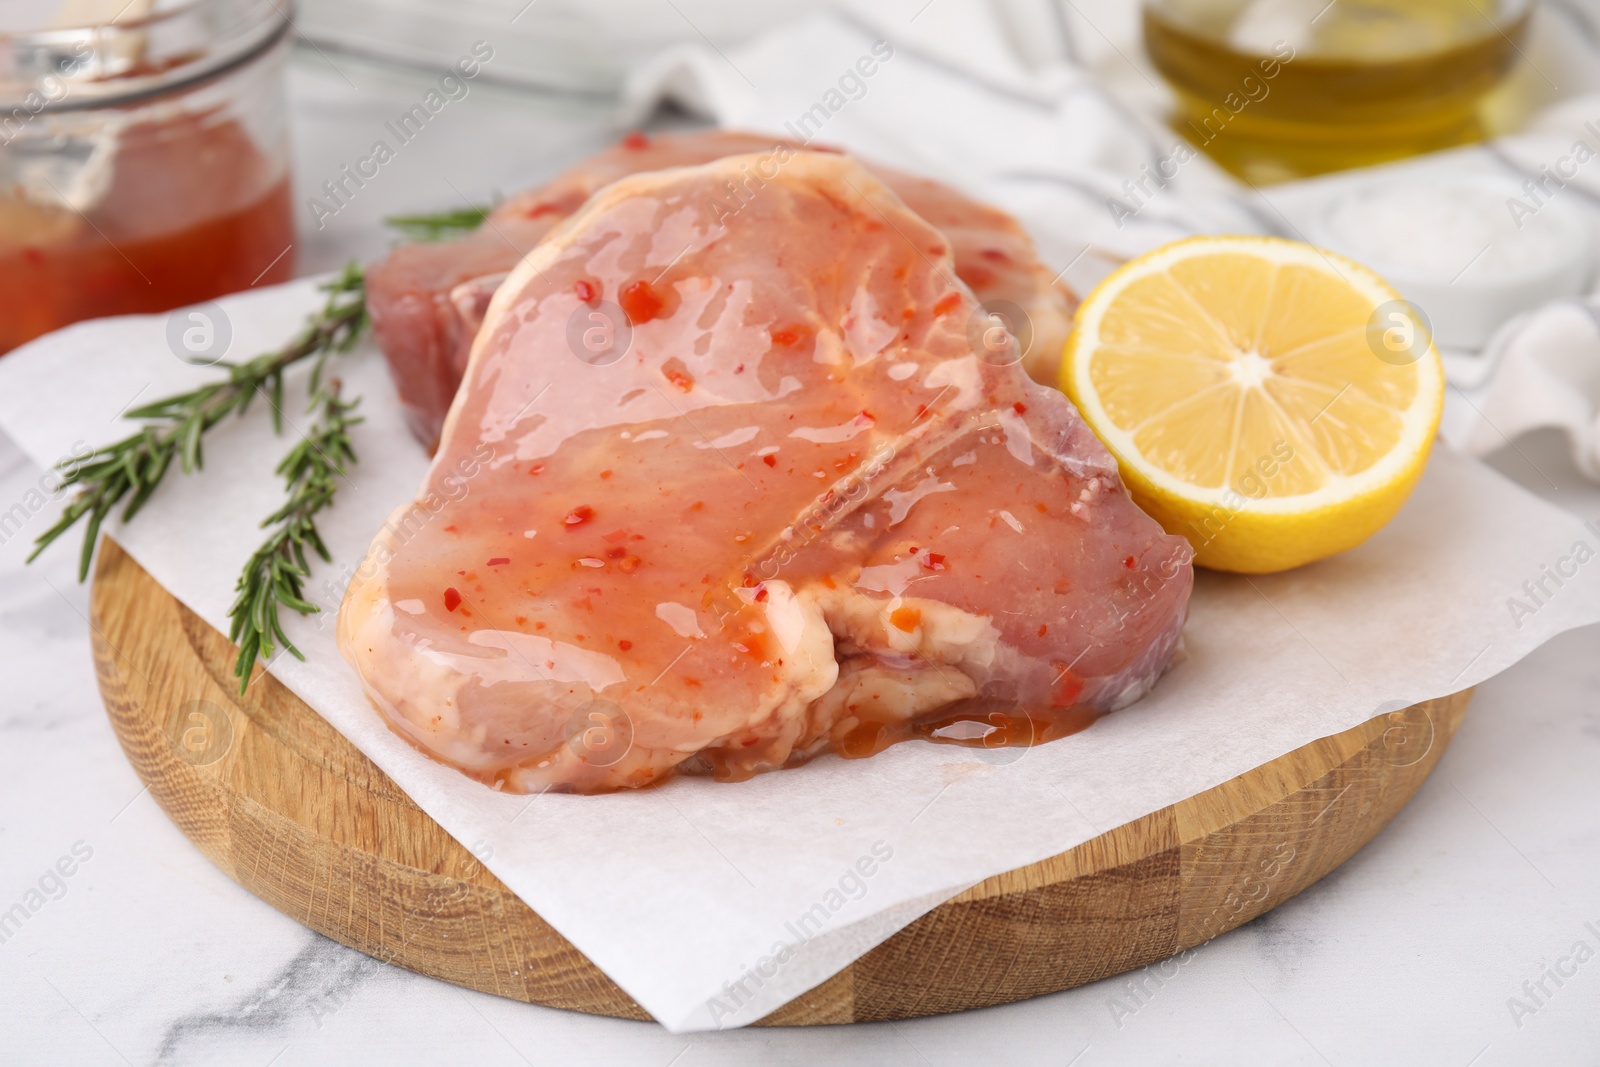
1143 0 1536 183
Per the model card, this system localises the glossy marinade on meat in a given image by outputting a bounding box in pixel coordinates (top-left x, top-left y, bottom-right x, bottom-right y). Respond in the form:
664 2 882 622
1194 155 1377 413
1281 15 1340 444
365 130 1077 448
339 150 1191 793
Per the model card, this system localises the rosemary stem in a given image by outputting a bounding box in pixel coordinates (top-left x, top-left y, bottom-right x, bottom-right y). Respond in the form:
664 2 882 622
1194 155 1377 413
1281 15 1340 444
227 376 362 692
30 207 486 689
27 264 368 581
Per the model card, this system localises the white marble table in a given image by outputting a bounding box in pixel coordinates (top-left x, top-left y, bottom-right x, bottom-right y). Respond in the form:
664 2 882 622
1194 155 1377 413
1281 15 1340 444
4 49 1599 1067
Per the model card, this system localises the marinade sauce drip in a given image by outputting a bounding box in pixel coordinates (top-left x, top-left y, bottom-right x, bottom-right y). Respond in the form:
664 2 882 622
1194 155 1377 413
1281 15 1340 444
0 110 294 354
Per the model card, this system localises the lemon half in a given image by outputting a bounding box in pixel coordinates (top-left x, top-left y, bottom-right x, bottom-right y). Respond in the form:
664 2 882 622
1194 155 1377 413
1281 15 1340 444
1061 235 1444 573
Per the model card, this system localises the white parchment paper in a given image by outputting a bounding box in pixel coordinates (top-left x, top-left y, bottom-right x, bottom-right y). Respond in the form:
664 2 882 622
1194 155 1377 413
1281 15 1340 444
2 280 1598 1032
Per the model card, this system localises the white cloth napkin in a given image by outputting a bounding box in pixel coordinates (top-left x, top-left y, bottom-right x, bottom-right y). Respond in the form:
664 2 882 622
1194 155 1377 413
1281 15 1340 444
1446 298 1600 478
623 0 1600 475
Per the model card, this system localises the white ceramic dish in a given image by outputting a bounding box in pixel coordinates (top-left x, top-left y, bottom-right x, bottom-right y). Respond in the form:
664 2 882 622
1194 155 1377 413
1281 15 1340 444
1308 171 1592 353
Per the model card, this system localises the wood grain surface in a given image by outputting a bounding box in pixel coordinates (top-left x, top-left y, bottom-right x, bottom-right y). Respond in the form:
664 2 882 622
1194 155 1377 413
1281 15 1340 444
88 537 1469 1025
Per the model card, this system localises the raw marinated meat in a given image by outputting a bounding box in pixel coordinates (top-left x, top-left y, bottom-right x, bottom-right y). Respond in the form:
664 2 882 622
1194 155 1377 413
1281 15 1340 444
367 129 1077 448
339 150 1190 794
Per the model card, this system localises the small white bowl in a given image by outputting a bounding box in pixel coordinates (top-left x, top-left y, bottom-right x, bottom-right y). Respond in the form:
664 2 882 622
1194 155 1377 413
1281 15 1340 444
1308 171 1592 351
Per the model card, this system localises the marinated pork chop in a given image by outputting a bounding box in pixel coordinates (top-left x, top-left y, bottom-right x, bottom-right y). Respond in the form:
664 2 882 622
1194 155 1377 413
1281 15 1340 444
339 151 1190 794
367 130 1077 448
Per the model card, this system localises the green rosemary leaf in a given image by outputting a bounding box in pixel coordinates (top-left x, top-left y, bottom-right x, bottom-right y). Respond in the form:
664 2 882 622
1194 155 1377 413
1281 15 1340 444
270 373 285 434
384 203 496 242
79 492 111 582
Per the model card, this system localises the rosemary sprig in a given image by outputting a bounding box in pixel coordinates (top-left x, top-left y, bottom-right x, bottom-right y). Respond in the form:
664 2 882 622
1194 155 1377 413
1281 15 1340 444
28 262 368 581
227 370 362 692
32 205 491 689
385 203 496 242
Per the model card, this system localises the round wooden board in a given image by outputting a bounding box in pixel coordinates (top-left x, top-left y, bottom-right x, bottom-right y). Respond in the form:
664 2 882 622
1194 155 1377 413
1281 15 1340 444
88 538 1469 1026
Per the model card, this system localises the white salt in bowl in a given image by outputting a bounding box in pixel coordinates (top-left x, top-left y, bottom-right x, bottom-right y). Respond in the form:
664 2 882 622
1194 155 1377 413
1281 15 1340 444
1308 171 1592 350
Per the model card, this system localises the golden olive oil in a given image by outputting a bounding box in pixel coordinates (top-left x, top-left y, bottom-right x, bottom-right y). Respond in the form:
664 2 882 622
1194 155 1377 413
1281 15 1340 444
1143 0 1535 182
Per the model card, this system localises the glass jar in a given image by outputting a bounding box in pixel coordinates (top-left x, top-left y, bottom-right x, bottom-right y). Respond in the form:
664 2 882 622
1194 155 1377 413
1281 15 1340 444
1142 0 1536 183
0 0 295 353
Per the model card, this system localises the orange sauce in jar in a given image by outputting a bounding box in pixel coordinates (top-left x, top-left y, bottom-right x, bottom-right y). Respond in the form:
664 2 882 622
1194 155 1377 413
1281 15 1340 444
0 108 294 354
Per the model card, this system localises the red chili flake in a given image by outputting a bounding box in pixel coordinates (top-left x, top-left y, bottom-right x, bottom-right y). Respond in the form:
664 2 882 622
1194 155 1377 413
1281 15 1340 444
1124 556 1137 569
620 279 665 324
1053 580 1071 595
933 292 962 316
618 555 641 573
980 248 1010 262
564 505 594 526
519 202 562 219
514 616 527 625
602 529 629 544
444 525 459 533
1050 666 1085 708
1035 502 1049 513
922 553 947 571
663 363 694 392
574 278 598 303
762 454 777 468
1037 624 1049 637
742 737 760 747
487 557 510 566
443 588 462 612
528 465 544 476
770 323 810 347
599 469 613 480
689 501 704 511
605 546 626 559
890 606 922 632
915 404 929 420
1013 402 1028 414
619 640 633 651
754 586 769 602
621 130 649 150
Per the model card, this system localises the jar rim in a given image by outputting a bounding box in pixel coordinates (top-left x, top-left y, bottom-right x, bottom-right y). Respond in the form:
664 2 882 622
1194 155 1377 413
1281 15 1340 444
0 0 292 110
